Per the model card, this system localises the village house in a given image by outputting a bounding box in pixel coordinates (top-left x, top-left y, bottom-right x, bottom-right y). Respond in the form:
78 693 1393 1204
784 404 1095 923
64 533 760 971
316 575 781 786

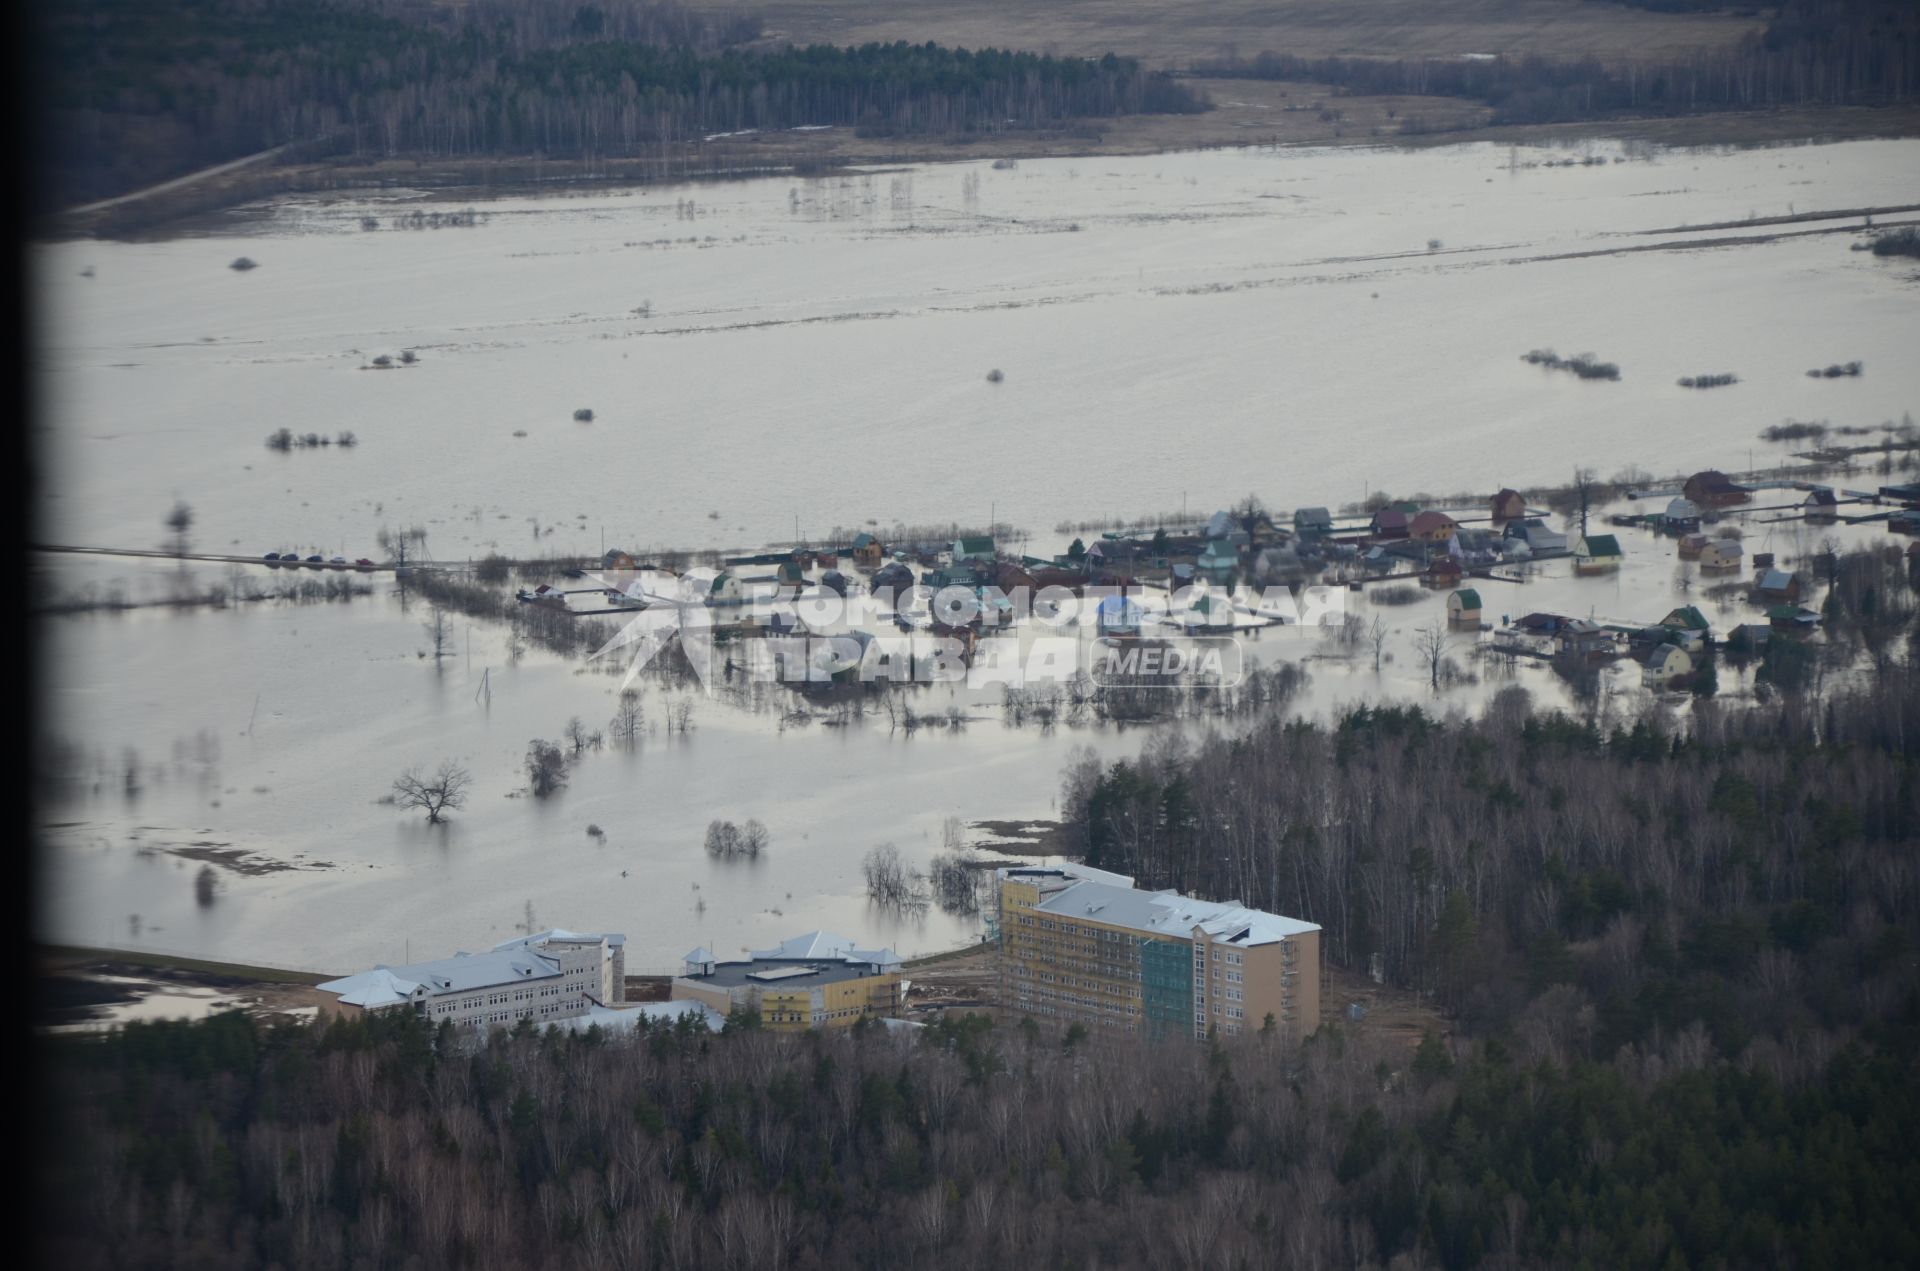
1447 587 1483 628
1369 506 1410 541
952 535 996 563
1698 539 1744 572
1409 510 1458 543
1677 533 1709 560
317 930 626 1027
1659 605 1712 651
1198 538 1238 582
1556 619 1620 660
1639 642 1693 687
1768 604 1821 633
1803 488 1840 522
1503 518 1569 557
1490 488 1527 524
1294 506 1334 538
601 548 637 572
1753 568 1801 604
1684 469 1751 509
850 533 885 567
1096 594 1144 637
1424 555 1464 588
671 933 903 1031
1664 497 1703 533
1573 533 1624 575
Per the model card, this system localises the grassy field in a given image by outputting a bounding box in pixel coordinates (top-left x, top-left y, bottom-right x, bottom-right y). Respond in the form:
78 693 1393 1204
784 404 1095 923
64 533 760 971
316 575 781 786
703 0 1766 68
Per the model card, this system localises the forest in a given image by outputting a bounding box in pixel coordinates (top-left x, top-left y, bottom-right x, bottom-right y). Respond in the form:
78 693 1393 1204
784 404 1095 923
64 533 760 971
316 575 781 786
38 553 1920 1267
1191 0 1919 125
37 0 1205 210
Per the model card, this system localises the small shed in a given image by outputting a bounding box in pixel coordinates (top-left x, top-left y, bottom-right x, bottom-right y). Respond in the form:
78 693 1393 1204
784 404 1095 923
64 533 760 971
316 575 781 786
1447 588 1483 627
1803 488 1839 522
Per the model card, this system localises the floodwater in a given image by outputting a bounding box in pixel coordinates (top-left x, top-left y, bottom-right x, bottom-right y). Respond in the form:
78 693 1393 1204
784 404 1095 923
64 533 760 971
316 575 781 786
33 138 1920 558
31 135 1920 977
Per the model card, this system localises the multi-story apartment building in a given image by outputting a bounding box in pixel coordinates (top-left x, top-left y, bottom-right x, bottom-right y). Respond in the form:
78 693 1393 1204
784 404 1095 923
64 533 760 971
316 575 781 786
996 865 1321 1041
671 931 903 1030
317 929 625 1028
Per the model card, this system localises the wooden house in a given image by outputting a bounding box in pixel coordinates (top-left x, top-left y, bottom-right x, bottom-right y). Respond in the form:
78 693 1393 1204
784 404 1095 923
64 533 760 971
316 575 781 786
1664 497 1703 533
850 533 885 567
1198 538 1238 582
1659 605 1711 651
1768 604 1820 633
1752 568 1800 604
1095 595 1144 637
1677 533 1709 560
1490 488 1527 524
1803 488 1839 522
1424 555 1464 588
602 548 637 572
1369 507 1410 540
1698 540 1744 572
1573 533 1624 575
1409 510 1457 543
952 536 996 563
1684 470 1750 509
1639 642 1693 687
1503 518 1568 557
1447 588 1483 628
1294 506 1334 538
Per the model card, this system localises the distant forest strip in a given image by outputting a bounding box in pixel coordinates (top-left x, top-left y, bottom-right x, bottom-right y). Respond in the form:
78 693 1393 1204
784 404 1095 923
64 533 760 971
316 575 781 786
38 0 1206 210
1191 0 1919 125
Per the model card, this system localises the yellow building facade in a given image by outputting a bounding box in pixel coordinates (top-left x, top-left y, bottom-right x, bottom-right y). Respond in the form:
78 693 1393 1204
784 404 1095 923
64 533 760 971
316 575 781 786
998 865 1320 1042
670 932 903 1031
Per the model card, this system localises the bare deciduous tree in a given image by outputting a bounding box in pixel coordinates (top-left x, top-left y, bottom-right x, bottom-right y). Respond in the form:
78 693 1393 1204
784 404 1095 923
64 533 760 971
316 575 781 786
392 760 472 824
1414 621 1450 690
609 690 645 744
423 607 452 666
165 500 194 558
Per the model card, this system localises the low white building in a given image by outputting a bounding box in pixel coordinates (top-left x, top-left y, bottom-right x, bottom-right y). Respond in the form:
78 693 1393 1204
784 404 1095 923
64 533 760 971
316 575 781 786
318 929 625 1029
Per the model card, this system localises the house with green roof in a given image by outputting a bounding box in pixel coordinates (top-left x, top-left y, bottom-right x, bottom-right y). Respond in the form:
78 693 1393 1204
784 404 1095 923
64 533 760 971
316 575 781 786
1447 588 1483 627
952 536 995 563
1574 533 1623 574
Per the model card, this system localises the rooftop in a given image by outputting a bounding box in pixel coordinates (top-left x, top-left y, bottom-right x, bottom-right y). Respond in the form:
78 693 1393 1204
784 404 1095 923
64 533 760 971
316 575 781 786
1008 867 1318 946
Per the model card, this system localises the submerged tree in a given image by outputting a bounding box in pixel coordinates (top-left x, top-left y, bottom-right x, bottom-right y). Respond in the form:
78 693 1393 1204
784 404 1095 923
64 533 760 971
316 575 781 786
391 760 472 825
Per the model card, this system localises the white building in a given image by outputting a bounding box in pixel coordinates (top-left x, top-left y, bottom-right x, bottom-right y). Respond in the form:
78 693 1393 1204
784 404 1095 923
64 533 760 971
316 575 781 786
317 929 625 1029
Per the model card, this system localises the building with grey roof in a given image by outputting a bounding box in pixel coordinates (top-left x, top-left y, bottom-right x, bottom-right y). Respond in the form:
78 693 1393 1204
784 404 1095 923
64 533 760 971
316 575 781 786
996 865 1321 1042
317 929 625 1030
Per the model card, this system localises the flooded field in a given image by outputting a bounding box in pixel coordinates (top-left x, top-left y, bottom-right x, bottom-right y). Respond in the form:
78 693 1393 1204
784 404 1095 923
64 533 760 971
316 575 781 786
31 135 1920 983
33 138 1920 559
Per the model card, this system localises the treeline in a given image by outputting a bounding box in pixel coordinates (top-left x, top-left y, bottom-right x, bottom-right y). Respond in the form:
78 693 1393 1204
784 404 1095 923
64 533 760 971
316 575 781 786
1190 0 1919 125
39 0 1204 210
1063 653 1920 1047
38 969 1920 1268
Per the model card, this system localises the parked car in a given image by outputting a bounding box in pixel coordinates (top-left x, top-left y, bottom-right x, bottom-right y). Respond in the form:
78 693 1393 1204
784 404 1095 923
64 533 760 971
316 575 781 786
262 551 281 562
353 558 376 570
305 554 325 566
329 556 347 567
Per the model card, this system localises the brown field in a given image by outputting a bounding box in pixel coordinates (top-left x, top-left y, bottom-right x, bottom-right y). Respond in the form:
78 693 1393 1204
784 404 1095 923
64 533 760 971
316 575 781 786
704 0 1766 68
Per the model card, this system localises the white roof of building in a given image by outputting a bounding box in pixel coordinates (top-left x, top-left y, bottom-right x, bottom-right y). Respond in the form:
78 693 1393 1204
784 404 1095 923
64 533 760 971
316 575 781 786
683 946 714 964
1033 878 1318 946
747 930 900 967
320 930 621 1006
